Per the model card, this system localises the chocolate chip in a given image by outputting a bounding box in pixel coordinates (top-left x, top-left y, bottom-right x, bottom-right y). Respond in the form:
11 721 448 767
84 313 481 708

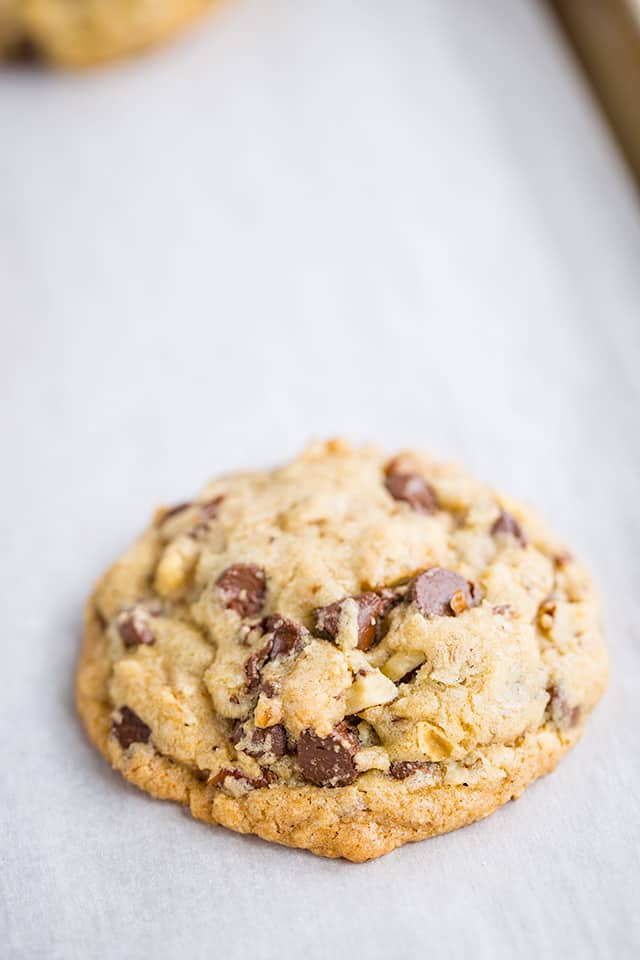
118 612 155 648
263 615 307 658
297 724 358 787
389 760 438 780
200 496 224 520
244 642 271 691
547 685 581 729
408 567 476 618
243 616 306 691
235 723 288 759
216 564 267 617
354 593 388 650
385 469 437 514
491 511 526 546
313 591 392 650
159 502 192 524
112 707 151 749
312 602 342 642
211 768 273 790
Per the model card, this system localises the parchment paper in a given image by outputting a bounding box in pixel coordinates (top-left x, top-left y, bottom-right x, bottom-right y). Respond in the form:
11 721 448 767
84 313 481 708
1 2 639 957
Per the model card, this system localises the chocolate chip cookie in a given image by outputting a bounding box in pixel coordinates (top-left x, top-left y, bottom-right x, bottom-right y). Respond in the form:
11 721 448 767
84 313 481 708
77 440 608 861
0 0 219 67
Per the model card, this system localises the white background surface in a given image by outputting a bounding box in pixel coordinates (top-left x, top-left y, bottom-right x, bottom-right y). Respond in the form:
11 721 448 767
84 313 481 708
1 1 639 957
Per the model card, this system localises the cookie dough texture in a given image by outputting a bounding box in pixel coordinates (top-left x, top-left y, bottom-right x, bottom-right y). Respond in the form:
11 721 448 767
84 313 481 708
0 0 219 66
77 440 608 861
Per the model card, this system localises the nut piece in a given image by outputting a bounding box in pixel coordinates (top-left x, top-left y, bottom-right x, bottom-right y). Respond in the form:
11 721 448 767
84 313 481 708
449 589 469 616
154 537 200 596
345 669 397 715
254 693 284 728
381 651 426 682
355 746 390 773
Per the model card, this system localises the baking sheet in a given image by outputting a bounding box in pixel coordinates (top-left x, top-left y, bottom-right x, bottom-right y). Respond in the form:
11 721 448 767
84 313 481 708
1 1 639 957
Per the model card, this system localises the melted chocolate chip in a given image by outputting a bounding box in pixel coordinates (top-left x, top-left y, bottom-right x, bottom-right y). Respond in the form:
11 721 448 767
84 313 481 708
245 642 271 691
390 760 438 780
491 511 526 546
216 564 267 617
211 768 272 790
385 471 437 514
408 567 476 618
297 724 358 787
118 612 155 648
263 615 307 658
112 707 151 749
313 591 393 651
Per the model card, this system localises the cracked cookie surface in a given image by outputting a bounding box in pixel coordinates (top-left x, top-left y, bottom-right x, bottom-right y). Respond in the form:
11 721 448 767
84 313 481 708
77 439 608 860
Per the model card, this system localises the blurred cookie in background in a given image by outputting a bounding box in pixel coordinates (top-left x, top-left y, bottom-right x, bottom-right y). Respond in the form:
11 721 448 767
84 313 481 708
0 0 221 67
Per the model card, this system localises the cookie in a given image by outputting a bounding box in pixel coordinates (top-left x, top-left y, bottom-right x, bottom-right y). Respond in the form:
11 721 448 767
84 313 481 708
0 0 219 67
77 439 608 861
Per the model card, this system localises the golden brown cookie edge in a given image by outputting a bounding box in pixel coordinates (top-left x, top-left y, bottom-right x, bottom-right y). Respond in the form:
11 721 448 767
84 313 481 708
76 604 593 862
